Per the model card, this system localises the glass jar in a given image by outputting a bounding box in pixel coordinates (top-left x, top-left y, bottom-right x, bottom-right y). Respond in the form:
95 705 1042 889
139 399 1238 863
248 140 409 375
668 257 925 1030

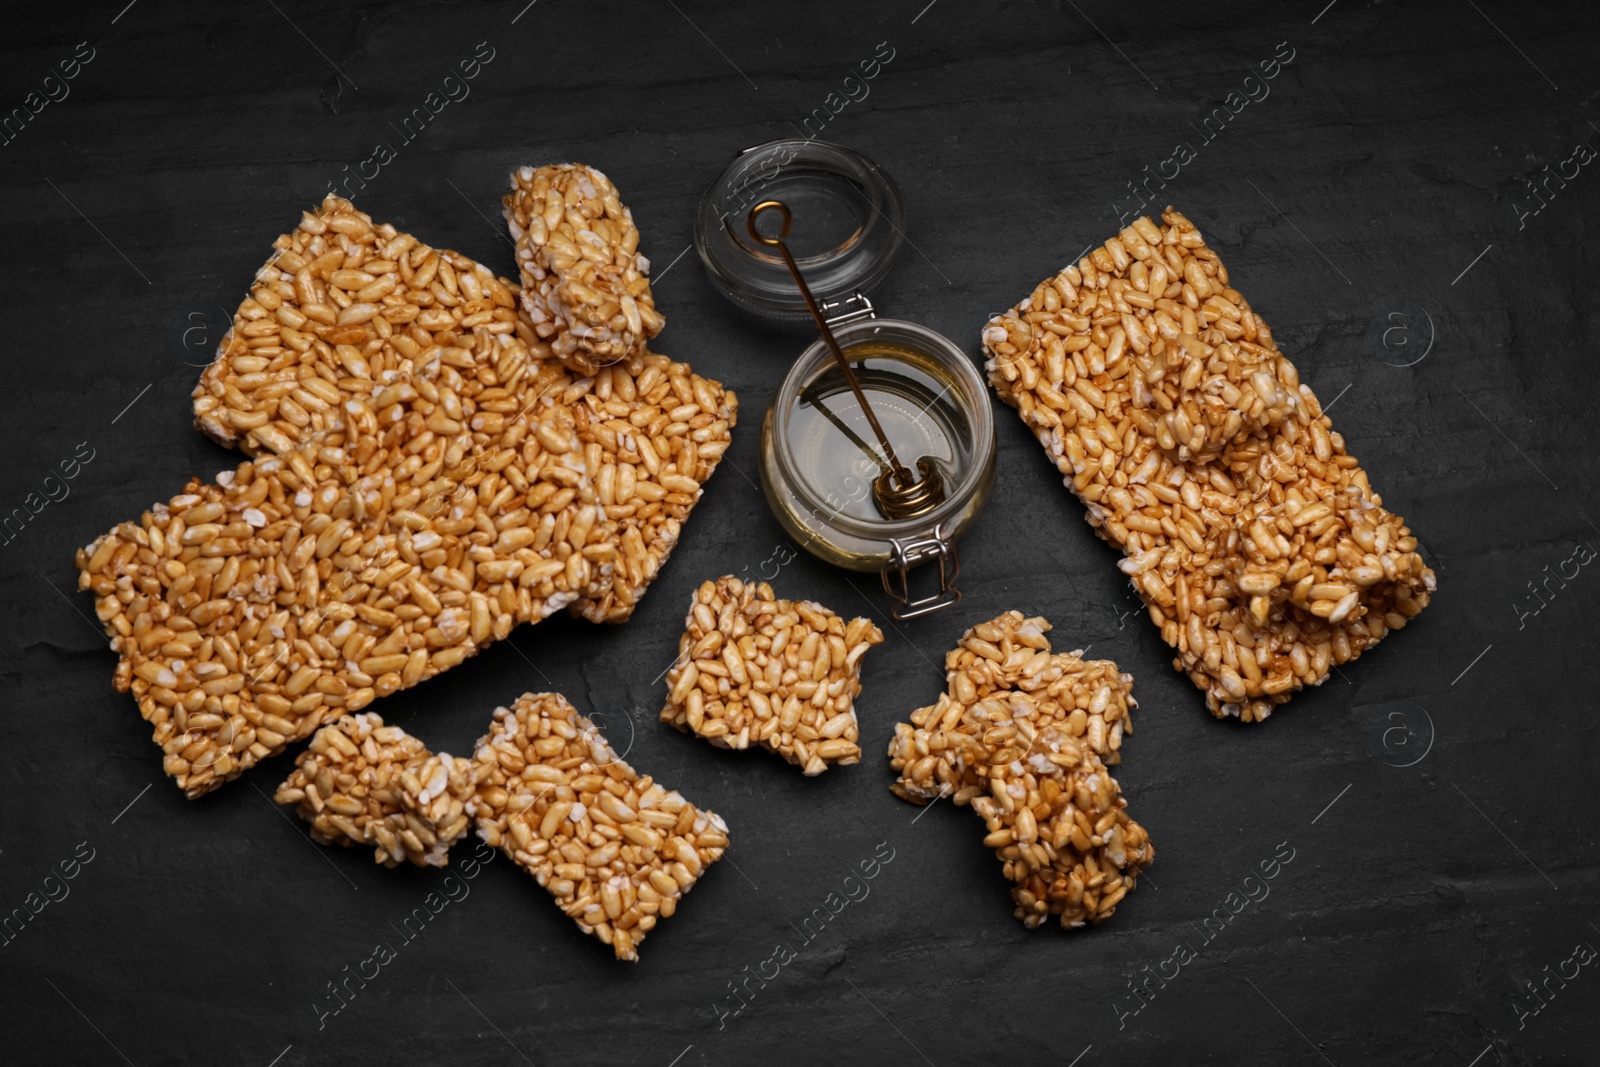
698 141 995 618
759 307 994 618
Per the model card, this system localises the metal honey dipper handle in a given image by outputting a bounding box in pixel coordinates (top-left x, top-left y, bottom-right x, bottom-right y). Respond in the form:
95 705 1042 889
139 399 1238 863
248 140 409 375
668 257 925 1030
745 199 944 521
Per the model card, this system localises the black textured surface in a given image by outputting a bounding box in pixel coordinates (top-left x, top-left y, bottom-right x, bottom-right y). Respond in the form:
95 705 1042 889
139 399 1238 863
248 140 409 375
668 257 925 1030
3 2 1597 1065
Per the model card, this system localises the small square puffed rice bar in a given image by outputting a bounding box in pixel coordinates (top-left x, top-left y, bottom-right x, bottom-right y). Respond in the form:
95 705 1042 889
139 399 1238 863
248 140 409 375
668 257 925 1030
942 610 1133 765
660 577 885 775
473 692 730 962
890 689 1153 928
503 164 665 377
983 208 1434 722
274 713 475 867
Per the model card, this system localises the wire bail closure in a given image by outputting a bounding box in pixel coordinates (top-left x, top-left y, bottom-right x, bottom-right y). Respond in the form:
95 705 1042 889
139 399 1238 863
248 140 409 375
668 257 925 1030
746 199 944 523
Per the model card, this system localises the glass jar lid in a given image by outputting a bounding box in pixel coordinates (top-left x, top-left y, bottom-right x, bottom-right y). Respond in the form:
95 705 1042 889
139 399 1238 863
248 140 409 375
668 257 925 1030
695 140 905 323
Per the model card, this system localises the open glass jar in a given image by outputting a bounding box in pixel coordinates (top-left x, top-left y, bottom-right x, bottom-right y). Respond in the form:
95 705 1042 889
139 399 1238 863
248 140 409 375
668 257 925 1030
697 141 996 619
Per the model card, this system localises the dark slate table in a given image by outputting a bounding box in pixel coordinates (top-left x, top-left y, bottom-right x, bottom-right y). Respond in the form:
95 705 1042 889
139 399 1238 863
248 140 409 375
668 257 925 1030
4 2 1596 1064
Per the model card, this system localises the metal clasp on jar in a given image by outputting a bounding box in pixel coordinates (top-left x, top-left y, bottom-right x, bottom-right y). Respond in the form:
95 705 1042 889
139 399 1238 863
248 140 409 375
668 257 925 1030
881 520 962 620
820 291 876 328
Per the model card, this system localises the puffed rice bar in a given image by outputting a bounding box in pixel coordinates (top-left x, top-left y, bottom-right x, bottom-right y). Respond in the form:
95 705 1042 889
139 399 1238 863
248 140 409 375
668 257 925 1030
888 614 1152 928
898 689 1152 928
942 610 1132 765
274 713 475 868
889 614 1152 927
983 208 1435 722
473 692 729 962
660 577 884 775
504 164 665 377
78 195 735 797
189 193 735 624
972 693 1152 929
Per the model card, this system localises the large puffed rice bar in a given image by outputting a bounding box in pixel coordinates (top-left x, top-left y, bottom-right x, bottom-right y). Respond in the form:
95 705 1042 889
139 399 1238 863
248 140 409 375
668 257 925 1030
983 208 1435 722
189 192 735 626
274 713 475 868
78 194 735 797
888 614 1152 928
942 610 1132 764
660 577 884 775
473 692 729 962
504 164 664 377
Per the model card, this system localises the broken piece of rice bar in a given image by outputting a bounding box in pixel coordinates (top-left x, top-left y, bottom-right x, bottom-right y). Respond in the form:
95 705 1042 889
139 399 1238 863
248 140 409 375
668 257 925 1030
78 195 735 797
982 208 1435 722
990 731 1153 929
274 713 475 867
473 692 729 961
889 611 1151 927
942 610 1132 764
503 163 665 377
660 577 885 775
888 678 1151 928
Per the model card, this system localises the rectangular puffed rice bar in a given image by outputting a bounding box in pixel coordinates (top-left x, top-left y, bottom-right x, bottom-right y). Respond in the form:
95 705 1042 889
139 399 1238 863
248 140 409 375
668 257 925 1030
660 576 884 775
472 692 729 961
274 712 475 867
888 613 1152 928
504 163 665 377
189 193 735 625
77 194 735 797
982 208 1435 722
